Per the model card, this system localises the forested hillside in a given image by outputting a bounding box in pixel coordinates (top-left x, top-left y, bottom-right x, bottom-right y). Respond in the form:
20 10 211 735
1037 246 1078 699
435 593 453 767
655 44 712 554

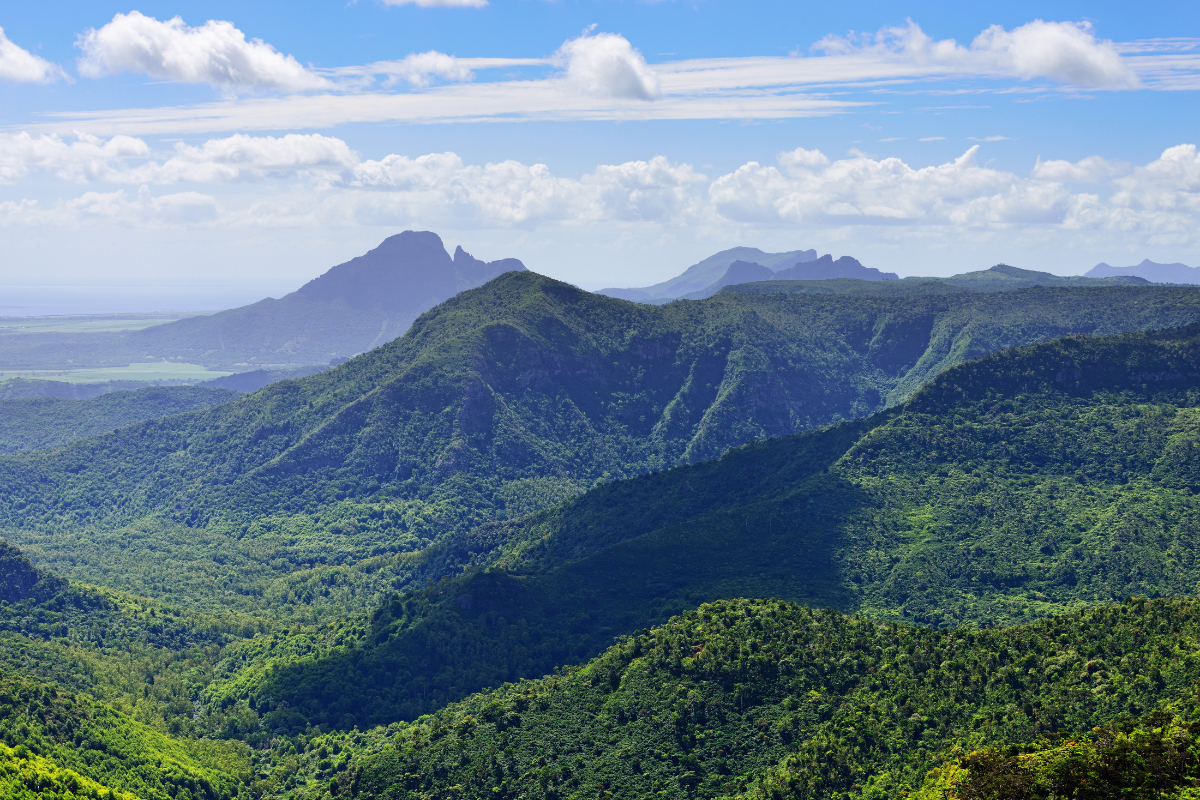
7 309 1200 800
4 275 1200 617
286 597 1200 800
0 386 238 454
202 322 1200 728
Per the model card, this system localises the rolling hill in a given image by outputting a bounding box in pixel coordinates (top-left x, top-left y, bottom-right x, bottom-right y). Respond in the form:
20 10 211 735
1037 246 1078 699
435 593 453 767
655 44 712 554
301 596 1200 800
210 321 1200 728
0 231 525 371
3 276 1200 581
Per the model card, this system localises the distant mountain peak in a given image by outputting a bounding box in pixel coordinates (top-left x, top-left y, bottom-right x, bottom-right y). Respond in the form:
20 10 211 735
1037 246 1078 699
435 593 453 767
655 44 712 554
1087 259 1200 284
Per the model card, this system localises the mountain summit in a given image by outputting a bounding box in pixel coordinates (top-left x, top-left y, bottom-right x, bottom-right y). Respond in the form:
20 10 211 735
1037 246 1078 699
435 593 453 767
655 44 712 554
296 231 524 310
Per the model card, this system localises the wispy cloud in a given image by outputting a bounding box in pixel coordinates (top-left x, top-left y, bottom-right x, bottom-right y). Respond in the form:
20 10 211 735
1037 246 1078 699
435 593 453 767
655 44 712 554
10 20 1194 135
969 136 1010 142
919 136 945 141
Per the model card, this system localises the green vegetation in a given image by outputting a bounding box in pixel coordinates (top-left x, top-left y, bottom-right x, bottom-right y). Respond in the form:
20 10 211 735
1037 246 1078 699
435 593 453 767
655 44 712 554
910 714 1200 800
0 387 238 454
6 274 1200 800
0 668 251 800
5 275 1200 619
208 322 1200 729
0 740 143 800
281 596 1200 800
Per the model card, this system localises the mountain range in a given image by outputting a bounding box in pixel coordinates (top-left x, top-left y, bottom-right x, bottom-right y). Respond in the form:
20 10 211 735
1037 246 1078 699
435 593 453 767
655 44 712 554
6 233 1200 800
1087 258 1200 284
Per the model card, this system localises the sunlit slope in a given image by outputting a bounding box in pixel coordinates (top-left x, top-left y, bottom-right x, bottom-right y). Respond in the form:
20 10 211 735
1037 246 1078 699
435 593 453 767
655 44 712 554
312 597 1200 800
220 323 1200 728
0 667 250 800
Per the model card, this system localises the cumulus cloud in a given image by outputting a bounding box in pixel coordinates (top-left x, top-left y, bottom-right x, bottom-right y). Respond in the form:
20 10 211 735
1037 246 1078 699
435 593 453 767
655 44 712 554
76 11 329 91
4 140 1199 248
0 132 356 185
816 19 1139 89
555 30 660 100
0 132 149 184
0 26 67 83
0 188 220 228
347 152 702 225
366 52 475 87
1033 155 1129 182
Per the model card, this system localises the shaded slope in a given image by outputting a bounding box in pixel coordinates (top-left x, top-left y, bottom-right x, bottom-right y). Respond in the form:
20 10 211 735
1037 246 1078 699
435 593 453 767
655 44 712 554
5 276 1200 628
227 323 1200 726
0 231 526 370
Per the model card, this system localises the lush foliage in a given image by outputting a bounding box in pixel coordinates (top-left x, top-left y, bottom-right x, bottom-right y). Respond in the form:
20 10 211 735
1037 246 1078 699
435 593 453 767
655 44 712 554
277 596 1200 800
0 668 251 800
911 714 1200 800
206 324 1200 729
5 277 1200 619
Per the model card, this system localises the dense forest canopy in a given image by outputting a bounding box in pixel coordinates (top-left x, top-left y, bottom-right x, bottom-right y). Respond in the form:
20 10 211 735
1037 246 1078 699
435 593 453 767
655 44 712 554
5 275 1200 800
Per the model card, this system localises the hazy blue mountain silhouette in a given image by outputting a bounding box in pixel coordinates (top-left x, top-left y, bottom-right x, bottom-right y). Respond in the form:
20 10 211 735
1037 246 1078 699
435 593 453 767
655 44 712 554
1087 259 1200 284
598 246 818 302
775 254 898 281
0 231 527 371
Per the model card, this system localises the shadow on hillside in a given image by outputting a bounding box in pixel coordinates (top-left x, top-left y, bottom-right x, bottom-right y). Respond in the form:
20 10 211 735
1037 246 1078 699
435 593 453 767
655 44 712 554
248 469 868 733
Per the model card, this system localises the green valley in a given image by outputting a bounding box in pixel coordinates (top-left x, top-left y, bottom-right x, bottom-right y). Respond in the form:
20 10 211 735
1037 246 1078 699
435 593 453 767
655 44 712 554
5 264 1200 800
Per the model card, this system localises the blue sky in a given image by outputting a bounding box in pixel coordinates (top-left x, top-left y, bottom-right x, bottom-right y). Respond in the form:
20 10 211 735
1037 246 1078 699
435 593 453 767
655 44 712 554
1 0 1198 312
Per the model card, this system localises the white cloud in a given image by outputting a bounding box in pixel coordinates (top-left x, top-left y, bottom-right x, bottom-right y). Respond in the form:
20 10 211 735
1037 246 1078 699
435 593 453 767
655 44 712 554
919 137 945 142
3 133 1198 249
1033 155 1129 182
554 30 660 100
76 11 329 92
346 152 702 225
816 19 1139 89
0 132 356 185
0 132 149 184
0 188 219 228
365 52 474 87
0 26 67 83
380 0 488 7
